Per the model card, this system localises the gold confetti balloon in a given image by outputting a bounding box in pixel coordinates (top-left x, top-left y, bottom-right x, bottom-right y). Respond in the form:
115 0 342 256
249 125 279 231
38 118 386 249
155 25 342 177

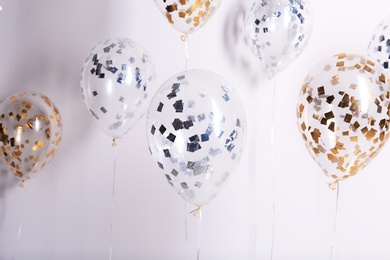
297 53 390 183
0 91 62 183
153 0 222 35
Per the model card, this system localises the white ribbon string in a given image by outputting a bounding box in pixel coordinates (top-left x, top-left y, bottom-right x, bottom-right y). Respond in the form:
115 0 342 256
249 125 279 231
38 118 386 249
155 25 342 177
330 182 340 260
252 89 259 258
182 34 189 70
196 208 202 260
109 144 118 260
184 201 190 260
270 77 277 260
182 33 190 260
11 182 29 260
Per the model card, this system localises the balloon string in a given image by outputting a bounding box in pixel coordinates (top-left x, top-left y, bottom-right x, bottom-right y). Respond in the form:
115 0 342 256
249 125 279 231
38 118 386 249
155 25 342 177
184 201 190 260
270 77 277 260
109 144 118 260
196 207 202 260
11 183 29 260
182 34 189 70
251 90 259 258
330 181 340 260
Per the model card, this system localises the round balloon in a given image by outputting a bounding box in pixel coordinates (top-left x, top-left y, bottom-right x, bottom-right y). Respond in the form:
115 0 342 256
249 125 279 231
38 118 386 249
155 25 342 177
245 0 313 76
297 53 390 182
368 15 390 73
80 38 155 139
146 70 246 207
153 0 222 35
0 91 62 183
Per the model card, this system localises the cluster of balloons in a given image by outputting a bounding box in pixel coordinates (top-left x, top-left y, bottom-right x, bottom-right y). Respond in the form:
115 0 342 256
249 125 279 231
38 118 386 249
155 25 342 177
79 39 247 208
149 1 247 207
154 0 314 77
0 91 63 186
82 1 250 209
4 0 388 201
243 0 390 187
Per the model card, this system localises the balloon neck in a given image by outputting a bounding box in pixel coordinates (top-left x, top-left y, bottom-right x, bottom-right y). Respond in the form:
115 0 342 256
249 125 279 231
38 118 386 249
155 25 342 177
328 180 339 190
181 34 188 42
112 138 117 147
190 206 202 218
19 180 25 189
268 73 276 81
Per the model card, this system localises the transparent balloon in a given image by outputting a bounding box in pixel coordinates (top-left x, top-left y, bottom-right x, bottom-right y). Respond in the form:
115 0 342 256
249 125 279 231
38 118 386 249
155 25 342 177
245 0 313 76
297 53 390 183
0 91 62 183
153 0 222 35
368 15 390 73
146 70 246 207
80 38 155 139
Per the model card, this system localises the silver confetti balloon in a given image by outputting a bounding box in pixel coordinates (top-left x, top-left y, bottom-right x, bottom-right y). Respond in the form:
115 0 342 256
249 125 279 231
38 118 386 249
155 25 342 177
245 0 313 76
146 70 246 207
297 53 390 184
368 15 390 73
81 38 155 139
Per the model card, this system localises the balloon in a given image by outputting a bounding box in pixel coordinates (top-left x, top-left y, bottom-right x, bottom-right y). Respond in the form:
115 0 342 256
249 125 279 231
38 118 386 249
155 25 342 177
297 53 390 183
0 91 62 183
81 38 155 139
146 70 246 207
153 0 222 35
245 0 313 76
368 15 390 73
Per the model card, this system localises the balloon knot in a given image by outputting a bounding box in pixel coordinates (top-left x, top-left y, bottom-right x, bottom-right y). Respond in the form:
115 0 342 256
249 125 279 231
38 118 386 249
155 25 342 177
112 138 117 147
190 206 202 218
19 180 25 189
328 180 339 190
181 34 188 42
268 73 276 81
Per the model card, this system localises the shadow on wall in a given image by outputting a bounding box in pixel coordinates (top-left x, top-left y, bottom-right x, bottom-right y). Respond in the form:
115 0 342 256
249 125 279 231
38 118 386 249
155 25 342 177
0 0 113 236
0 161 18 198
222 0 265 87
0 159 18 233
0 0 114 166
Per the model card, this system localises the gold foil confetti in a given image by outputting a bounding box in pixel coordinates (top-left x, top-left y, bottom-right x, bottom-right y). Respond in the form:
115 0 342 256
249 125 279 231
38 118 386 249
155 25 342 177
0 91 63 183
318 86 325 96
297 53 390 183
154 0 222 35
32 140 44 151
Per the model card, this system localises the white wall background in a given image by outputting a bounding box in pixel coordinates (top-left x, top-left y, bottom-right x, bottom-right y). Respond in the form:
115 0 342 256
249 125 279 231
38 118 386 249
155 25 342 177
1 0 390 259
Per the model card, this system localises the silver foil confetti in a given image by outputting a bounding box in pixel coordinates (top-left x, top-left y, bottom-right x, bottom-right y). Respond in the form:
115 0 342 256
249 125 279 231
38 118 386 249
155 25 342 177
80 38 155 138
147 70 246 207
